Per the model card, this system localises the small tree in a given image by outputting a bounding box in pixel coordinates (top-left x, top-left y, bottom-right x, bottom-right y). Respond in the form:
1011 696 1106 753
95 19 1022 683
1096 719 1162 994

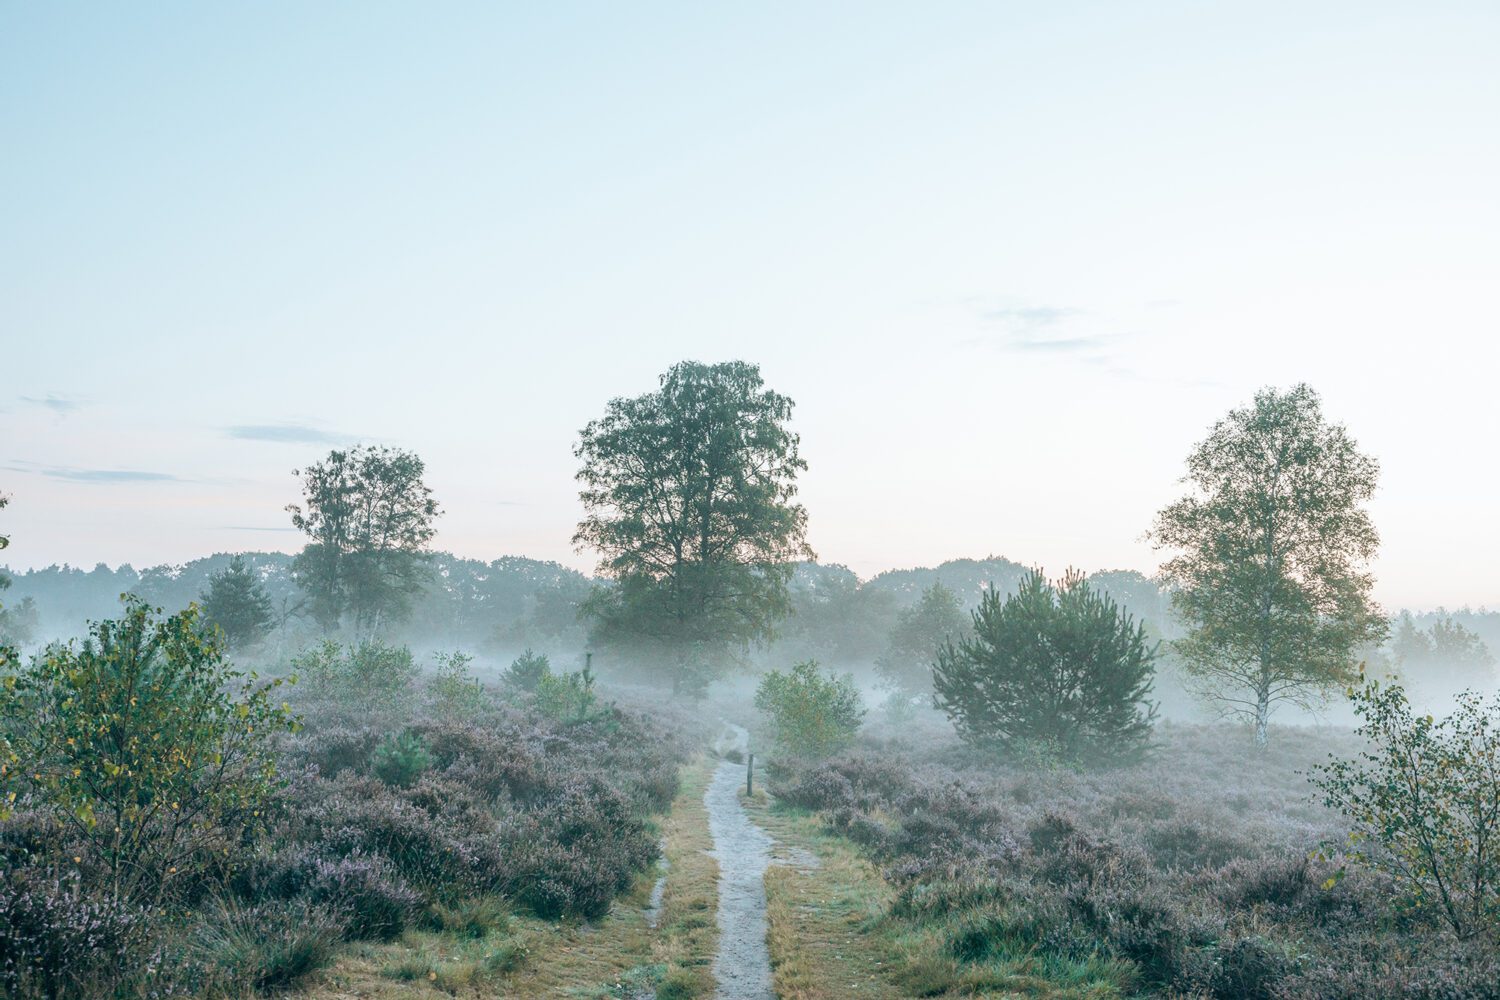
933 569 1157 765
428 649 486 717
200 555 274 650
1312 679 1500 939
754 660 864 759
0 598 296 905
876 582 967 695
503 649 551 692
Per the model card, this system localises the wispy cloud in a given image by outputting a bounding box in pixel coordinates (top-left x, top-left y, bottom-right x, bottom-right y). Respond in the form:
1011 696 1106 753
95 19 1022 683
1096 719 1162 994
964 303 1105 354
21 393 84 415
225 423 350 444
46 468 184 484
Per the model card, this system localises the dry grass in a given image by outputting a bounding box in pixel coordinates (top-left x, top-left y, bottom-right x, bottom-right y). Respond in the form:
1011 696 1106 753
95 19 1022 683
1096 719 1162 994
302 755 720 999
745 793 902 1000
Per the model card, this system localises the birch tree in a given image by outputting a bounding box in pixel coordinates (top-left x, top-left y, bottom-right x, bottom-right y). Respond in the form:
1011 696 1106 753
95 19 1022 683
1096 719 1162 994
1151 384 1386 747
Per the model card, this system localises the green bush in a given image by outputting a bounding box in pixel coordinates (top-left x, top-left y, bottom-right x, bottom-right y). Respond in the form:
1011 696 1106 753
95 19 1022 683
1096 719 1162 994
504 649 551 692
933 569 1157 765
428 649 487 717
293 638 416 706
1312 679 1500 939
0 597 296 904
371 730 432 788
754 660 864 759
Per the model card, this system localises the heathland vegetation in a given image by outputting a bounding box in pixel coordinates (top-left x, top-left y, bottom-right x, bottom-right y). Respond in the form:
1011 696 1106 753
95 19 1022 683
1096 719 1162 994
2 367 1499 997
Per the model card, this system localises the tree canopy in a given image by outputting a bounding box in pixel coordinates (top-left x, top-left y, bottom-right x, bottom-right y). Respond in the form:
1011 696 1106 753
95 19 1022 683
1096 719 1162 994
199 555 275 650
933 569 1158 765
876 581 967 695
287 446 441 634
574 360 811 693
1151 384 1387 746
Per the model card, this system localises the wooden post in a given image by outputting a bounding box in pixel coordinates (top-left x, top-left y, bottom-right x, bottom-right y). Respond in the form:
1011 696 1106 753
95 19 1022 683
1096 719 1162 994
746 752 754 796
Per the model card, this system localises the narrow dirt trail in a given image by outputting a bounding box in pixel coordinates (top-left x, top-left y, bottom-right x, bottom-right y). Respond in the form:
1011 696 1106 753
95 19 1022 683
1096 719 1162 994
705 723 775 1000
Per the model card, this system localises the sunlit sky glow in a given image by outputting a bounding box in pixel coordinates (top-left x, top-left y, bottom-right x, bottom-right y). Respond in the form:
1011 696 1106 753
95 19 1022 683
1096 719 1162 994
3 2 1497 610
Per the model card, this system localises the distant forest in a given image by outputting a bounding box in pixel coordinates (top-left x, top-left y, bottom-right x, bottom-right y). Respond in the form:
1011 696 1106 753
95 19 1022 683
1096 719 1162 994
4 552 1496 690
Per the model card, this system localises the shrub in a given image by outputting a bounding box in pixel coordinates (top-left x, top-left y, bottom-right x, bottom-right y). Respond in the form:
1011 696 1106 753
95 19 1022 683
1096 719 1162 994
504 649 551 692
0 598 295 905
293 638 416 706
371 730 432 788
0 866 161 1000
305 852 420 941
428 650 487 717
933 569 1157 765
1312 679 1500 939
532 660 609 723
754 661 864 759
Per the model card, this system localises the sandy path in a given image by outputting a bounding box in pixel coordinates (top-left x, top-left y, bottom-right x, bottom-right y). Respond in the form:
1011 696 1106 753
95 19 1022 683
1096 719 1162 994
705 723 775 1000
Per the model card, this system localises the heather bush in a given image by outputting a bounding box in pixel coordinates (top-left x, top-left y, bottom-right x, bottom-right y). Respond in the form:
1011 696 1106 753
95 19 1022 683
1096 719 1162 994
772 723 1499 998
0 866 162 1000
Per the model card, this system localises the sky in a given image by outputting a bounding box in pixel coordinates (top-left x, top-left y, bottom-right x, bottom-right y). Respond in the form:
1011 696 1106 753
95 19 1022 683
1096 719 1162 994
2 2 1497 611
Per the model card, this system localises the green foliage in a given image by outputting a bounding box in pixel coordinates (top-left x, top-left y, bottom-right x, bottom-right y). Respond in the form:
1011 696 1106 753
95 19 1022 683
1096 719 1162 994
574 360 812 694
876 582 967 695
287 445 441 634
532 660 605 723
0 595 39 648
427 649 487 717
199 555 274 650
933 569 1157 765
754 660 864 759
503 648 551 692
292 638 417 706
1152 384 1387 747
371 730 432 788
0 597 296 904
1312 679 1500 939
1392 610 1496 686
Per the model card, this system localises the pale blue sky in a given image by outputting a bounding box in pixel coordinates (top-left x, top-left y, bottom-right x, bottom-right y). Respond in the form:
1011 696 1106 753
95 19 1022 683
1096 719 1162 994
3 2 1497 609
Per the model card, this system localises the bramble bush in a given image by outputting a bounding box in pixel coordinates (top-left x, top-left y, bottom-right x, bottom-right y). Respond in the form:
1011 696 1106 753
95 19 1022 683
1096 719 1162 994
1312 678 1500 939
754 660 864 760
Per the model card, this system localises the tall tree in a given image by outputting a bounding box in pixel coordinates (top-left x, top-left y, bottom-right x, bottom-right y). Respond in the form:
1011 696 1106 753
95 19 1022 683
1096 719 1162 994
287 446 441 634
574 360 812 694
1151 384 1387 747
932 569 1158 765
876 582 967 695
199 555 275 650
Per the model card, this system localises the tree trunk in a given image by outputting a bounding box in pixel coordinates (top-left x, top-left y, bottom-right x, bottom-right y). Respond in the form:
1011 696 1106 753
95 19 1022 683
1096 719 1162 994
1254 683 1270 749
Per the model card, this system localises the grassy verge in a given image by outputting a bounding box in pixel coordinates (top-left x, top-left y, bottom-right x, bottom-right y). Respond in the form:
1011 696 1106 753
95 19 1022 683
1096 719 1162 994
304 755 719 999
743 791 902 1000
747 790 1133 1000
